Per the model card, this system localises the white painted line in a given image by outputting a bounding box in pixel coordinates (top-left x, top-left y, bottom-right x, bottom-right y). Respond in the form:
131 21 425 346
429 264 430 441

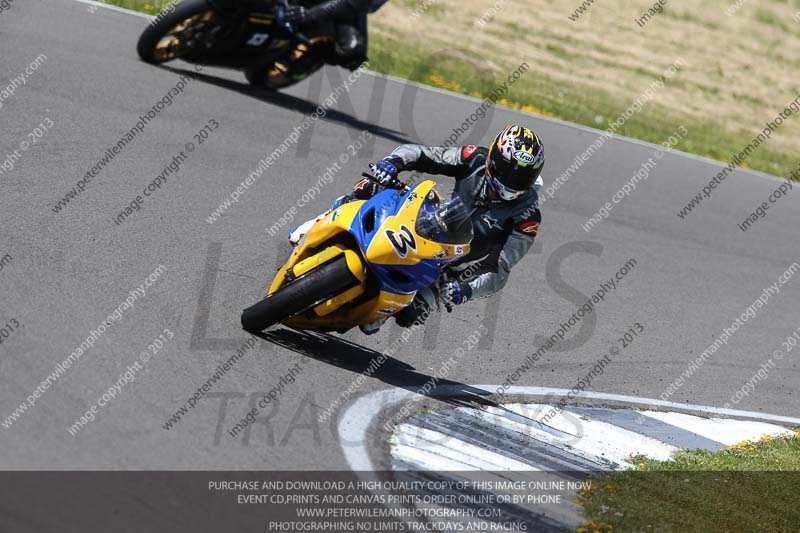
467 404 579 440
71 0 786 184
451 407 619 470
480 406 618 470
340 387 409 470
500 404 677 464
640 410 793 446
339 385 800 471
389 402 796 472
392 423 538 471
407 407 600 471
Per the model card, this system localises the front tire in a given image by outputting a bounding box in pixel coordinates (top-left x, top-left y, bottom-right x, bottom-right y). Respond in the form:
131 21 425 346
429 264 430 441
241 256 359 332
137 0 218 64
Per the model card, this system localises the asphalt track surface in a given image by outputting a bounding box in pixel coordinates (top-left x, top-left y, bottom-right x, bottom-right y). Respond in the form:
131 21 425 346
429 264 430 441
1 0 799 473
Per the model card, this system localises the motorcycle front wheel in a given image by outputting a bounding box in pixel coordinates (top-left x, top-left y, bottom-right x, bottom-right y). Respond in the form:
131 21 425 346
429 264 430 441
241 256 359 332
137 0 219 64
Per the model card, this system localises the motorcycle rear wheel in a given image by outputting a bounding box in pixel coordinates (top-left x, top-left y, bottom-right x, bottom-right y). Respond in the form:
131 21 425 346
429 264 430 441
137 0 218 64
241 256 359 332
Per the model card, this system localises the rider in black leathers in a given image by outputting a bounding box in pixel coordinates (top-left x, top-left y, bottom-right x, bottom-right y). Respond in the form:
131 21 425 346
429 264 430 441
285 0 379 70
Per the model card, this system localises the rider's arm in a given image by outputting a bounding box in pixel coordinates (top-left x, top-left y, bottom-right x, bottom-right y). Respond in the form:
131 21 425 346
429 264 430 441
466 207 541 300
387 145 484 180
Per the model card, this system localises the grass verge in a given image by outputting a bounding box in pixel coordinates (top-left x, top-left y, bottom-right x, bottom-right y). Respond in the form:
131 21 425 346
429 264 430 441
577 433 800 532
101 0 165 14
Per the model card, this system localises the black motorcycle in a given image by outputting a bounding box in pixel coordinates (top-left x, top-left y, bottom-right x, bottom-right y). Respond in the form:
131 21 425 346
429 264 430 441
137 0 333 90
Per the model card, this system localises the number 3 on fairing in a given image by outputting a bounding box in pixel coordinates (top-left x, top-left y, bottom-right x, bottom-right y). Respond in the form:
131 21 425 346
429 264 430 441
247 33 270 46
385 225 417 258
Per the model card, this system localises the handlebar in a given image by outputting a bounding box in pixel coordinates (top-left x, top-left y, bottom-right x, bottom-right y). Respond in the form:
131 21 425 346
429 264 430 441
362 170 410 193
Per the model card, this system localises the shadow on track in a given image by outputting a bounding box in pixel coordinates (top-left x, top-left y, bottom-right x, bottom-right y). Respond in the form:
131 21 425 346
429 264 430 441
159 65 411 145
252 327 498 410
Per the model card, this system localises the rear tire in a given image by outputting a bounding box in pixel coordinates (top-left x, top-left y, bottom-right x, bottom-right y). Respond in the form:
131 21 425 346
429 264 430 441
241 256 358 332
137 0 216 64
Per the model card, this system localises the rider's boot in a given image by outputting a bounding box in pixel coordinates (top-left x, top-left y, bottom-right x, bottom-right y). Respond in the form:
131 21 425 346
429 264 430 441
394 286 438 328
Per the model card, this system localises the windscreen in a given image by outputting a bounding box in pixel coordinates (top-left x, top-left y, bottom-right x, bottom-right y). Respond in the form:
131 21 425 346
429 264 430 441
415 193 473 245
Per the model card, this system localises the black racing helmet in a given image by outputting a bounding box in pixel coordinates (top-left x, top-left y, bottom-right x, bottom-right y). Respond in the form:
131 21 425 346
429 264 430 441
486 124 545 201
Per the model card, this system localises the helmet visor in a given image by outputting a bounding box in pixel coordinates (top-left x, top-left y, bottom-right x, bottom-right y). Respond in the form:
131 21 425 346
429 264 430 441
488 147 543 193
486 172 525 201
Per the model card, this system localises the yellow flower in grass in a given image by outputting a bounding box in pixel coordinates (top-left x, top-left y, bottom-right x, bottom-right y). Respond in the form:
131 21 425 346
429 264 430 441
759 433 780 443
426 74 462 92
578 521 614 533
727 439 757 453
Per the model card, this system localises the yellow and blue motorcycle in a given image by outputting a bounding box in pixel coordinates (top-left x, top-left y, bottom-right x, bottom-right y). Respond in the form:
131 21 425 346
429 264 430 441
241 172 473 333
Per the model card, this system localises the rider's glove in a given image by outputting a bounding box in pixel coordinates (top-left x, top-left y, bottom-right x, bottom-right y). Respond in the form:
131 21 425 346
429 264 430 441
442 280 472 308
371 158 401 188
285 4 322 25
